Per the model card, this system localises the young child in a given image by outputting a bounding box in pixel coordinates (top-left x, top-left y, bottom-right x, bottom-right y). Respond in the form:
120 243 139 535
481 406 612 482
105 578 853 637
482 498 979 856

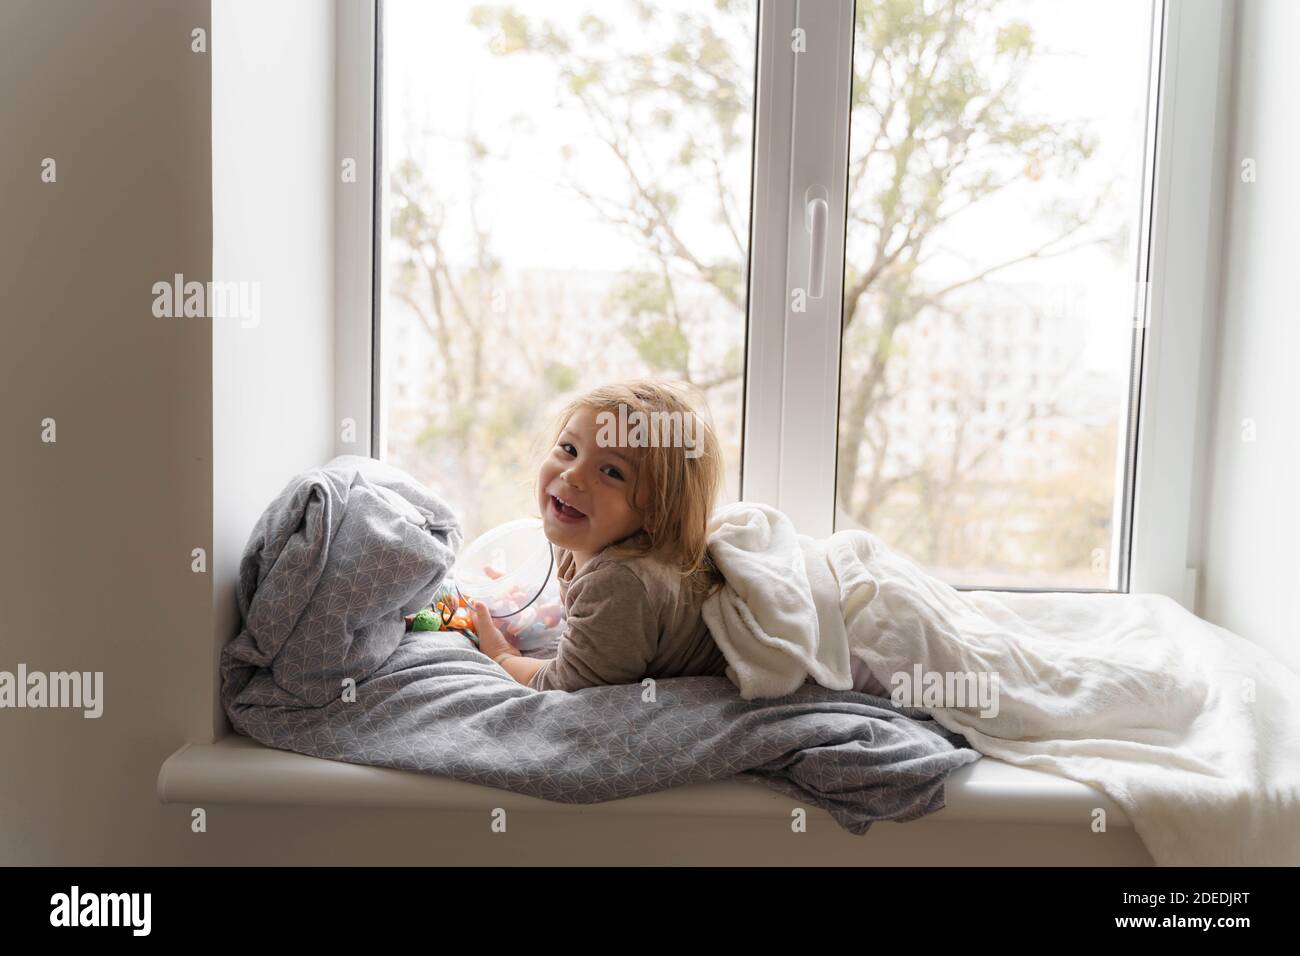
470 379 730 692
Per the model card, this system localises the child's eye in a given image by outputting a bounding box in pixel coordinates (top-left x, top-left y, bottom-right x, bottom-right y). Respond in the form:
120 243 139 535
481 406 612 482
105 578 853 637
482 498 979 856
602 465 625 481
558 442 576 456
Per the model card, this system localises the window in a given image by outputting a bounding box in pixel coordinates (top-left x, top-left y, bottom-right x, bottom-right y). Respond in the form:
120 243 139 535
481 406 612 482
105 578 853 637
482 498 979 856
363 0 1221 599
377 0 756 543
835 0 1162 589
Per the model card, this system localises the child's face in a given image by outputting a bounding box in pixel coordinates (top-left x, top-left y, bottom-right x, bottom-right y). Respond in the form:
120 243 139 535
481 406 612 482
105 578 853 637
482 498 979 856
539 405 648 556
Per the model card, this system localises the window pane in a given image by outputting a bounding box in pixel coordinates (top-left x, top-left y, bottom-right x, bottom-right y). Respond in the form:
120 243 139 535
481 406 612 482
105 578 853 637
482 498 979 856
380 0 756 543
835 0 1158 589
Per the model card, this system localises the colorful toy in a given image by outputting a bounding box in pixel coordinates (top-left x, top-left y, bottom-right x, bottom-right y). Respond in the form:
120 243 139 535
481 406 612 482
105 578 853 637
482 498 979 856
407 584 480 643
408 520 569 653
409 608 443 632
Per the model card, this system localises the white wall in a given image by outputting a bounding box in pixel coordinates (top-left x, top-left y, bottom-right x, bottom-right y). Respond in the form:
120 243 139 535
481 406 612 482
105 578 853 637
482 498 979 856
0 0 215 863
1199 0 1300 676
211 0 338 738
0 0 344 864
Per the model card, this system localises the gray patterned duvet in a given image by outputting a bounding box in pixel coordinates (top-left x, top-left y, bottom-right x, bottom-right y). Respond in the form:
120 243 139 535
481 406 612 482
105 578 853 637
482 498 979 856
220 456 979 833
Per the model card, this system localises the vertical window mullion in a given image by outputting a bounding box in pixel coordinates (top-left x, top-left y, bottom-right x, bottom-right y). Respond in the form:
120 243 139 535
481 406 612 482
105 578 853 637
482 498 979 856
743 0 854 534
741 0 797 510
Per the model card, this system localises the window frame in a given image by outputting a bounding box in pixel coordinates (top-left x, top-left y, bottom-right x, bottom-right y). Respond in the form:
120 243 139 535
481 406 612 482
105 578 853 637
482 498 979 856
335 0 379 458
340 0 1234 608
742 0 855 537
1126 0 1232 606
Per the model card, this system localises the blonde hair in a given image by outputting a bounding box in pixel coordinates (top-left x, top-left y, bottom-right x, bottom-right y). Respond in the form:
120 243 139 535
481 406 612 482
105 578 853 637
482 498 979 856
535 378 725 602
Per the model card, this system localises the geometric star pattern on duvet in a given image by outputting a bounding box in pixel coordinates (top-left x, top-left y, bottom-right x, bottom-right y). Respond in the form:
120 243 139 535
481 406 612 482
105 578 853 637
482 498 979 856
221 455 978 833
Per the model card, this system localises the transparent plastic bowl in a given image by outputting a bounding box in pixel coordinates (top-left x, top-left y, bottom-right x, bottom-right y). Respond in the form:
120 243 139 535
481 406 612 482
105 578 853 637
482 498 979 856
451 518 564 652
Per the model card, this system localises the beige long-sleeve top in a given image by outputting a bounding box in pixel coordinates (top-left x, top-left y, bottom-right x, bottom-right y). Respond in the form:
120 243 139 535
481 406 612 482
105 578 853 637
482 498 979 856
527 535 729 692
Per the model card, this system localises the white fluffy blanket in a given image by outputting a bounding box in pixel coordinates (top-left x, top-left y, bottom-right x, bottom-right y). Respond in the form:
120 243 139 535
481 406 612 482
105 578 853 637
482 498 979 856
701 501 1300 865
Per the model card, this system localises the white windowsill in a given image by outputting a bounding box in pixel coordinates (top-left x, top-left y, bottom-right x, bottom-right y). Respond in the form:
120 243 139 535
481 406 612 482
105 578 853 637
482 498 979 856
156 734 1131 828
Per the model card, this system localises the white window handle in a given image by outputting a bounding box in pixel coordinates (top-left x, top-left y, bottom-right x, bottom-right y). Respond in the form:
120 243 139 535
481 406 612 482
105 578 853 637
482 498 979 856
806 191 829 300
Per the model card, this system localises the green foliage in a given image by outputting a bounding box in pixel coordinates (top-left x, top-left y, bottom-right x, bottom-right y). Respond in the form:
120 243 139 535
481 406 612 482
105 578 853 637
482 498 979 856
578 13 611 42
996 20 1034 58
415 402 476 448
468 6 533 53
542 361 578 394
389 159 433 245
568 64 603 95
393 257 419 297
625 318 690 374
494 10 532 50
720 343 743 376
483 396 533 446
466 135 489 162
612 271 671 317
705 263 742 305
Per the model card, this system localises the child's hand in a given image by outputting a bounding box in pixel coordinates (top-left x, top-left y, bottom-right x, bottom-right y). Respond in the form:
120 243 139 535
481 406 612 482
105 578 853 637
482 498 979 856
470 600 516 662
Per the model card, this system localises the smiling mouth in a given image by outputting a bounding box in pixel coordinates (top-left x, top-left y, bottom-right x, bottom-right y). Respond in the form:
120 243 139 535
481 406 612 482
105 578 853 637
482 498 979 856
549 494 587 521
